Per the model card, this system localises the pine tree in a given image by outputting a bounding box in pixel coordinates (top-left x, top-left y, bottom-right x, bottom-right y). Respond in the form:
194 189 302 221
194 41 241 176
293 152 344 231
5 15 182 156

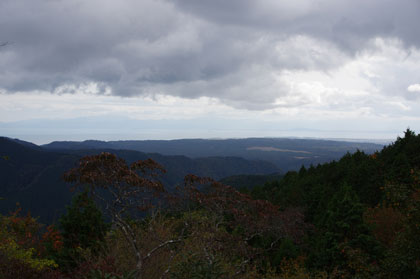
309 183 381 275
57 191 109 271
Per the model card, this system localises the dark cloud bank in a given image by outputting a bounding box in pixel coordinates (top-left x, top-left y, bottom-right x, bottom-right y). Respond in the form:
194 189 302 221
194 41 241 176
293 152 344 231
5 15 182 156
0 0 419 109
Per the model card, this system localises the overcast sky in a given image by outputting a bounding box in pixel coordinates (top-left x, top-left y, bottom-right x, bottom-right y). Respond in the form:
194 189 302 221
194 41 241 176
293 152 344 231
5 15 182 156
1 0 420 143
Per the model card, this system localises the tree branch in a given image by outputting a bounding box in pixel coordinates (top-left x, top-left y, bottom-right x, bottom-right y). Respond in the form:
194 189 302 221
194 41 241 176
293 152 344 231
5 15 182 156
143 237 183 262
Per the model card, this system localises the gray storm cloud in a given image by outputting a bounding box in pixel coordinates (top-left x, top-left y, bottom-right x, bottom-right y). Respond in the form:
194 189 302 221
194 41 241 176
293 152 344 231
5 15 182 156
0 0 419 110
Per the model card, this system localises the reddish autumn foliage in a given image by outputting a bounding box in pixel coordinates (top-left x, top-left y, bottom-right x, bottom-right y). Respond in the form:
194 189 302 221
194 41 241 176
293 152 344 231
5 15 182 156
64 152 166 212
63 153 170 278
5 207 41 250
41 225 63 253
63 153 309 277
2 207 62 257
364 206 404 247
0 208 64 278
182 174 308 244
0 254 62 279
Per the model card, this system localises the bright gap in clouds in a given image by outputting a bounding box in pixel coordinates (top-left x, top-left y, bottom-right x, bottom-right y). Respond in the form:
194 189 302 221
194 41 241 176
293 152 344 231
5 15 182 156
408 84 420 92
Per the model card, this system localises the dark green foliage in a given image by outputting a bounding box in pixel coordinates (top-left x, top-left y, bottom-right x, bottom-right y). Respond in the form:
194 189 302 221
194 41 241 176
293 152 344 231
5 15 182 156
242 129 420 277
2 130 420 278
219 173 283 191
308 184 381 271
378 129 420 183
271 238 299 266
56 191 109 271
384 216 420 278
59 191 109 252
381 171 420 278
250 150 384 222
0 253 62 279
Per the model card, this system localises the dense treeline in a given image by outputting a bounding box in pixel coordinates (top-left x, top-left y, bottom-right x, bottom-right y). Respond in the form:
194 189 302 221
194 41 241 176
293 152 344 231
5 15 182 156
246 129 420 278
1 130 419 278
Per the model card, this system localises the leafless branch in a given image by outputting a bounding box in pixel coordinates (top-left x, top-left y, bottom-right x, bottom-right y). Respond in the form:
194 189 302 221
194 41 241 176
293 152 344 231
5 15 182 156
143 227 186 262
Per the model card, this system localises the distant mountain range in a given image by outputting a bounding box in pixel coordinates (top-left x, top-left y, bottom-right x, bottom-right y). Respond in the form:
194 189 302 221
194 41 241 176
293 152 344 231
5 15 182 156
0 137 278 223
43 138 384 171
0 136 384 223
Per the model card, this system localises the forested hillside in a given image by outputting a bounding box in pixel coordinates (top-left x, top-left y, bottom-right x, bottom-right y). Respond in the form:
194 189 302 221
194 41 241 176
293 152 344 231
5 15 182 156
1 130 419 278
0 137 278 223
244 129 420 277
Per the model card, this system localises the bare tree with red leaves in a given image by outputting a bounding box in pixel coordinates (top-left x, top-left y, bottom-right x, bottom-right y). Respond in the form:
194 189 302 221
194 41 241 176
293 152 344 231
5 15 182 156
180 175 309 276
63 152 182 279
64 153 309 278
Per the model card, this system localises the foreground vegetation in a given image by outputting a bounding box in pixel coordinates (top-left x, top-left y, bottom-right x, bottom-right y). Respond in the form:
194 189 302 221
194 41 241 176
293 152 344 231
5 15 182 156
1 130 419 278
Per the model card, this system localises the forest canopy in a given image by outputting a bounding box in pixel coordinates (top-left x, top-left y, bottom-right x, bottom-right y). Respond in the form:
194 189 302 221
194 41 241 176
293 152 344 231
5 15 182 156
1 129 420 278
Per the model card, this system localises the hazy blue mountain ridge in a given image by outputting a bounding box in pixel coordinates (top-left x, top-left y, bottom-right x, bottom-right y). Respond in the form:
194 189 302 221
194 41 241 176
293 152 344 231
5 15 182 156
43 138 383 171
0 137 279 223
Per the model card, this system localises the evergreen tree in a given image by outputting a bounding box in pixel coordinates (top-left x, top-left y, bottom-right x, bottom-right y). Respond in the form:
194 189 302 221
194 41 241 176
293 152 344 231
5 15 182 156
309 183 381 274
57 191 109 271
